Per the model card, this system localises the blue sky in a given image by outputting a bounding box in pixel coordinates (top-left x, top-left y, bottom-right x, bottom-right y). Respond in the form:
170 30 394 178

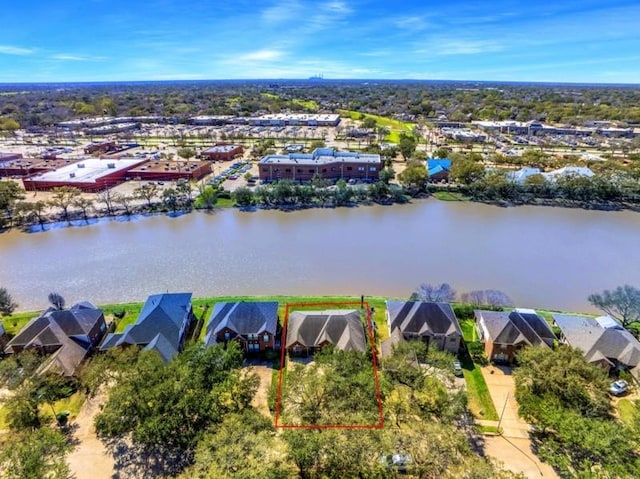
1 0 639 83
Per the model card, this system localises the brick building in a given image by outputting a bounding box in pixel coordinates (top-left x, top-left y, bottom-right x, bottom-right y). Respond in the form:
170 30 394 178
201 144 244 162
259 148 382 182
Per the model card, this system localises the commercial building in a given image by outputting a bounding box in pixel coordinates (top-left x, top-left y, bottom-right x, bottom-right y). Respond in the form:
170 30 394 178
440 128 486 143
201 144 244 162
0 158 76 178
249 113 341 127
84 141 117 154
22 158 147 192
259 148 382 182
127 160 211 181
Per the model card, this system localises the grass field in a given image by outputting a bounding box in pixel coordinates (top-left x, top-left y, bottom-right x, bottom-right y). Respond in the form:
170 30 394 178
459 319 478 342
432 191 469 201
462 362 499 421
339 109 415 143
616 398 636 426
291 99 319 111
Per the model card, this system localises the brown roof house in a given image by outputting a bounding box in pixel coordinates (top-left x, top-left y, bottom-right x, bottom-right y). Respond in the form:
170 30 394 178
286 310 366 357
553 314 640 377
100 293 194 362
4 302 107 377
475 308 556 363
382 301 463 356
204 301 279 354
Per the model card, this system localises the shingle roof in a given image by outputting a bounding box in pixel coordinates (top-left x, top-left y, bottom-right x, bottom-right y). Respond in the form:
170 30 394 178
204 301 278 346
387 301 462 338
144 333 179 363
286 310 366 352
475 308 555 347
4 302 104 376
553 314 640 368
99 293 191 362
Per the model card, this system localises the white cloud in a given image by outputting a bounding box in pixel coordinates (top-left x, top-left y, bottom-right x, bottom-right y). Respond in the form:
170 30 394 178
262 0 302 23
420 40 504 56
394 16 430 32
237 49 285 62
0 45 34 56
50 54 106 62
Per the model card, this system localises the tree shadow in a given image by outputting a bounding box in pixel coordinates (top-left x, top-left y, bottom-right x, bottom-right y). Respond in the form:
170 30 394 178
101 437 193 478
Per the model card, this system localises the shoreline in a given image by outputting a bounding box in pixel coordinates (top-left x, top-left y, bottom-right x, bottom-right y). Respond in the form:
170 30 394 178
3 191 639 235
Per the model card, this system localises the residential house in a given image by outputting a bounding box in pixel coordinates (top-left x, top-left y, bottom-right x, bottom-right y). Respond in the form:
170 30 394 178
553 314 640 376
4 302 106 376
286 310 366 356
204 301 279 353
100 292 194 362
475 308 556 363
383 301 463 356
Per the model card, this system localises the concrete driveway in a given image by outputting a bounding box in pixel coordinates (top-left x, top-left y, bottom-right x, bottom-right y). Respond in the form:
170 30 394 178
481 366 558 479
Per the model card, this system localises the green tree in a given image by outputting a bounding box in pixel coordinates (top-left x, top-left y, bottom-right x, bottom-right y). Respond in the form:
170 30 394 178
398 159 429 194
72 197 93 222
195 184 219 209
450 158 485 185
398 134 417 160
15 200 47 228
0 427 71 479
233 186 254 207
588 284 640 328
0 181 25 228
177 147 196 160
162 187 179 212
133 183 159 209
0 286 18 316
333 179 353 206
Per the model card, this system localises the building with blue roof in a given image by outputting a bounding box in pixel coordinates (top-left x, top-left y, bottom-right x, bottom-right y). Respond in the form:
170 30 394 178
427 159 452 181
100 292 195 362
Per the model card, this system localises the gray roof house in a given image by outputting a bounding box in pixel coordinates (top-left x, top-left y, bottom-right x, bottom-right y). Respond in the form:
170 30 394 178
204 301 279 353
383 301 463 356
553 314 640 376
475 308 556 363
100 293 194 362
4 302 106 376
286 310 367 355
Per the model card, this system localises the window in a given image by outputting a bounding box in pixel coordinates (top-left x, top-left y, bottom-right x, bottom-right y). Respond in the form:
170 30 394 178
331 167 337 172
308 169 314 173
224 332 230 340
263 334 270 343
297 169 302 173
358 166 365 172
248 333 257 340
370 167 377 172
262 168 268 172
285 168 291 173
346 166 353 171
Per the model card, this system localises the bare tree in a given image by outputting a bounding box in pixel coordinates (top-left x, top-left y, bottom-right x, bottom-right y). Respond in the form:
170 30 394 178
97 189 117 215
115 194 134 216
588 285 640 328
48 187 81 222
414 283 456 303
133 183 159 209
461 289 513 308
48 292 65 311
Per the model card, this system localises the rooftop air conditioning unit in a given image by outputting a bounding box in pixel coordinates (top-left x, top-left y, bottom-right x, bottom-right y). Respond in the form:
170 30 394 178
107 163 116 168
77 163 85 168
69 172 75 178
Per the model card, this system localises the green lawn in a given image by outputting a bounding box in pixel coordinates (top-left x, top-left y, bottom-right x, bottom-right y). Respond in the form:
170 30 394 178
432 191 469 202
291 98 319 111
461 356 499 421
339 109 415 143
617 398 636 426
459 319 478 342
1 311 38 336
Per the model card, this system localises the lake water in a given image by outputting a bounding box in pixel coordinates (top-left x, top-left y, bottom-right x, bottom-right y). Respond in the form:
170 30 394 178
2 200 639 313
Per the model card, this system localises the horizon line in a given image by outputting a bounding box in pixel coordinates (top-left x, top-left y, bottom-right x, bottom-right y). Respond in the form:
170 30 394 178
1 78 639 87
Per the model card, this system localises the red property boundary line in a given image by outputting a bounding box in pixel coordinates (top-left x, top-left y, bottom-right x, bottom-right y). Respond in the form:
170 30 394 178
274 301 384 429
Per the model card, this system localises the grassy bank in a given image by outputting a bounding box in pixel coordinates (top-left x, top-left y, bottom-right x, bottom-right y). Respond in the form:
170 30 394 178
339 110 415 143
432 191 469 202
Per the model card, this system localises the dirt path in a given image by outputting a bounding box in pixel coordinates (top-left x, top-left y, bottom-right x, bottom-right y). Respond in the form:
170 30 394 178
481 366 558 479
250 365 274 417
67 391 114 479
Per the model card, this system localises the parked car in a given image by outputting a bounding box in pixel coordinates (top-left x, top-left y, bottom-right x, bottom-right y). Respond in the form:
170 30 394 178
453 359 463 377
609 380 628 396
